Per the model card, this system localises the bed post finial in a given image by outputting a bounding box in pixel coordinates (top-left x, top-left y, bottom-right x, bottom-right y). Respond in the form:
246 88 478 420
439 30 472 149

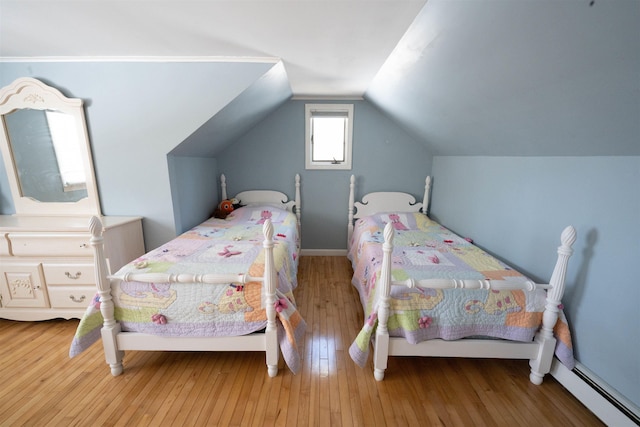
422 176 432 215
560 225 577 250
348 175 356 246
221 174 227 201
89 215 103 237
294 174 301 227
546 225 576 305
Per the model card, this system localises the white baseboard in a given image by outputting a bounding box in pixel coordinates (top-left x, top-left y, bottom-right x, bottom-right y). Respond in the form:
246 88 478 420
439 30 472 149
550 359 639 426
300 249 347 256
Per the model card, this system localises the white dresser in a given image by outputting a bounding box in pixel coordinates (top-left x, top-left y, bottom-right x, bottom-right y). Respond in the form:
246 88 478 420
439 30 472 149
0 78 148 321
0 215 145 321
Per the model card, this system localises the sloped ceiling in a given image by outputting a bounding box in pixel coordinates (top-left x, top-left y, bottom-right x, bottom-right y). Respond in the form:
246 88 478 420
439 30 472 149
1 0 638 156
168 61 292 158
366 0 640 156
0 0 425 98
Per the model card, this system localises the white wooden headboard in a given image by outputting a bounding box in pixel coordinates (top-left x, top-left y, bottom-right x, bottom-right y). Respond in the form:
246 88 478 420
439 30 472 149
220 174 301 226
347 175 431 245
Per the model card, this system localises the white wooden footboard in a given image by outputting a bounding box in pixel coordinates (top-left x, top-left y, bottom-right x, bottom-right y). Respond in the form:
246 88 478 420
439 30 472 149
374 222 577 383
89 217 281 378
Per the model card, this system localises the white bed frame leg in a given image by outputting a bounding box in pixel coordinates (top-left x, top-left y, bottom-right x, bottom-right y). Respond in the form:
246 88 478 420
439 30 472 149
262 220 280 377
373 333 389 381
101 327 124 376
373 222 395 381
529 226 577 384
90 217 124 376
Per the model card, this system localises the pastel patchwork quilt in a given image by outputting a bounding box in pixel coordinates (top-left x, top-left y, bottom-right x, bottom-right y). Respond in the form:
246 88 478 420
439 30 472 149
70 205 306 374
347 212 574 369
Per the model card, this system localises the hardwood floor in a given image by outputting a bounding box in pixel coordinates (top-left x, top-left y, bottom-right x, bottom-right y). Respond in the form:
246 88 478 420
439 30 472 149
0 256 603 426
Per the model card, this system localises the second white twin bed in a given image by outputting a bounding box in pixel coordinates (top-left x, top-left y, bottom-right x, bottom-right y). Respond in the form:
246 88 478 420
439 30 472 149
71 175 304 377
346 175 576 384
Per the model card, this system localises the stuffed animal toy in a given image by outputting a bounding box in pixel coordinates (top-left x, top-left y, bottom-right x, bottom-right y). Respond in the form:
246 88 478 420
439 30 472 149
213 198 238 219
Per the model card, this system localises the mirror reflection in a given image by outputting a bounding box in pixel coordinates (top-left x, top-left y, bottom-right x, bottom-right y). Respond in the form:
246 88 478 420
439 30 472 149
4 108 88 203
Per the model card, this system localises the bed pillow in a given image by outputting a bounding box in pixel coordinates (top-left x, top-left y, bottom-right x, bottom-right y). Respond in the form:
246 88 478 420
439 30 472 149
228 205 291 224
363 212 420 231
241 202 289 209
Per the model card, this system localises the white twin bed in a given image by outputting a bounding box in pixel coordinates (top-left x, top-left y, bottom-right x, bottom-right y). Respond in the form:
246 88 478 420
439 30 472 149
71 174 303 377
346 175 576 384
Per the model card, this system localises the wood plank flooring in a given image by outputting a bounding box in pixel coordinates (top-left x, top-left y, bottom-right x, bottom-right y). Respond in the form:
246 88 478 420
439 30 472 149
0 256 604 426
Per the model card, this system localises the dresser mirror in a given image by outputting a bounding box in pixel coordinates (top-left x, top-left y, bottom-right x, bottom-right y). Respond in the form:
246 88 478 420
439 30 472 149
0 77 101 215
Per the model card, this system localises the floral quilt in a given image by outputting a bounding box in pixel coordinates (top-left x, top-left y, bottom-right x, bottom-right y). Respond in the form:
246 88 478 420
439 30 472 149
70 205 306 374
347 212 574 369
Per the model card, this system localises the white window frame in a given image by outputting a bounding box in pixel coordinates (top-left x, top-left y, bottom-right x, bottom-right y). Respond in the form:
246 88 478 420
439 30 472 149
305 103 353 170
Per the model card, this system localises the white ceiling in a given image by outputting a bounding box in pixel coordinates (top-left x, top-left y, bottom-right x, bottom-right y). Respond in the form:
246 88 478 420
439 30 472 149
2 0 638 156
0 0 426 97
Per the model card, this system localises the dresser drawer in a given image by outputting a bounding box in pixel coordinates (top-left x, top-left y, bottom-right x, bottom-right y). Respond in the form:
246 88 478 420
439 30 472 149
47 286 95 309
43 264 95 286
8 233 92 257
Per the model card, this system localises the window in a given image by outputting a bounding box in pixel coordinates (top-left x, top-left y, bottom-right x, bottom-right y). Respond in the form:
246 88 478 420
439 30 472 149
305 104 353 170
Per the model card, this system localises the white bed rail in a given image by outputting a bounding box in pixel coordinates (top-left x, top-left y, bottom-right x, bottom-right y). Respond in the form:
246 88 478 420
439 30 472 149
378 222 574 295
113 271 264 285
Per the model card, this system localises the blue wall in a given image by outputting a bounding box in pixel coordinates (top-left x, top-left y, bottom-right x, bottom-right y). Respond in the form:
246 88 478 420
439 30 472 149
0 61 274 249
167 155 219 235
431 155 640 408
367 0 640 158
216 99 432 250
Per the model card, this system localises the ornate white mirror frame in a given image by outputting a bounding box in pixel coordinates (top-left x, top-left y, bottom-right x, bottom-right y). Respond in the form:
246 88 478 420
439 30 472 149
0 77 101 216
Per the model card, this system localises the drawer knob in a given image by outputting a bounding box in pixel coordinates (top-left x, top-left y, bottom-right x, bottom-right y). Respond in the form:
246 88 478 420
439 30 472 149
69 295 86 303
65 271 82 280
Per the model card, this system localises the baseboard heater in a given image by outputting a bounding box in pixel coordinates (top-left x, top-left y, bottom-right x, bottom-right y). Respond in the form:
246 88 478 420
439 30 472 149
572 363 640 426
